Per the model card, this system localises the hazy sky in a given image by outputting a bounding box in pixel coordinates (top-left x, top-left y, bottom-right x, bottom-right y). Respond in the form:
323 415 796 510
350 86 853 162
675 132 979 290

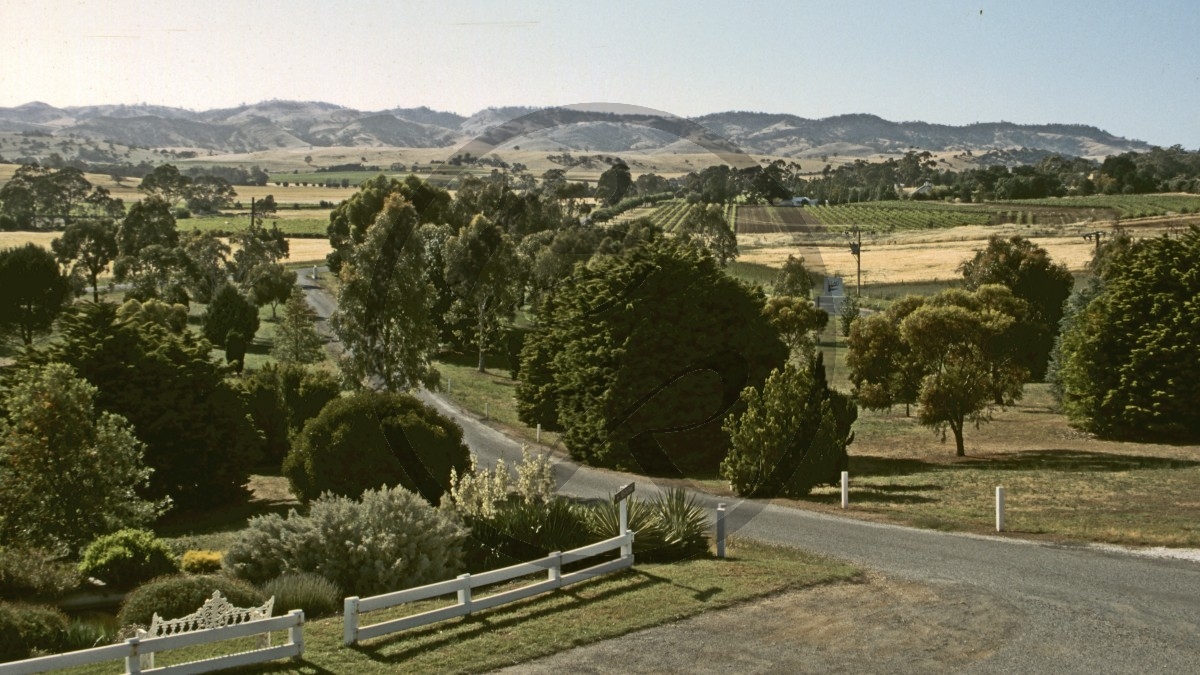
2 0 1197 148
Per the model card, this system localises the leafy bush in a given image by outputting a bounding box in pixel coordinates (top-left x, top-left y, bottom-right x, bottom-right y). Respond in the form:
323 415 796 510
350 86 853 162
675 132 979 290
722 357 855 497
117 575 266 629
180 550 223 575
0 602 68 661
283 390 470 504
261 572 341 618
587 488 710 563
241 364 341 467
462 499 591 571
0 547 81 602
78 530 179 589
202 283 259 350
224 485 466 597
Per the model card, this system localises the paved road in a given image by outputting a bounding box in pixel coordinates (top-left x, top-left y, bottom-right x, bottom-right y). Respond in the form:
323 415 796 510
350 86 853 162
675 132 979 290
300 271 1200 672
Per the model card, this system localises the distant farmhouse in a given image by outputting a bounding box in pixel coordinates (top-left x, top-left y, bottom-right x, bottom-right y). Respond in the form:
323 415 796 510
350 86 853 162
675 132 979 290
779 196 819 206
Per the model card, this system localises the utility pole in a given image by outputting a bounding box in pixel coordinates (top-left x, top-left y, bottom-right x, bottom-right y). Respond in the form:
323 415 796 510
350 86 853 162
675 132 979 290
849 226 862 298
250 196 256 227
1082 230 1105 253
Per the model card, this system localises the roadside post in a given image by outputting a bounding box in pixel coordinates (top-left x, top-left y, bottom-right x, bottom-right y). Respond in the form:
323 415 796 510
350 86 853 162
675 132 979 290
841 471 849 509
996 486 1005 532
716 503 727 559
614 482 635 559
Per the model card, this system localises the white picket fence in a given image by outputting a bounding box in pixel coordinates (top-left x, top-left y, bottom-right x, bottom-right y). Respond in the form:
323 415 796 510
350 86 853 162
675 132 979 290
0 610 304 675
343 531 635 646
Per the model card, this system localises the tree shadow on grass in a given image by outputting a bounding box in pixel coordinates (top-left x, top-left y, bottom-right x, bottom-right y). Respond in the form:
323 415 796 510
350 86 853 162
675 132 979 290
350 569 663 664
849 455 938 478
956 450 1200 472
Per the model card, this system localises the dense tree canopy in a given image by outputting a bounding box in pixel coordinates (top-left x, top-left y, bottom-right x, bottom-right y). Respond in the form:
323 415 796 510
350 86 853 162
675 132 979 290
0 363 164 554
27 302 263 509
332 195 439 391
52 218 119 302
0 244 72 345
849 286 1028 455
1052 227 1200 441
444 214 520 371
959 235 1073 380
516 239 788 474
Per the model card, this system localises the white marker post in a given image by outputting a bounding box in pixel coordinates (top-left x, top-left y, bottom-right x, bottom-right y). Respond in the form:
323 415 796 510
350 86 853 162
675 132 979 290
446 378 451 395
536 423 541 443
716 503 727 559
614 482 635 559
841 471 849 509
996 486 1006 532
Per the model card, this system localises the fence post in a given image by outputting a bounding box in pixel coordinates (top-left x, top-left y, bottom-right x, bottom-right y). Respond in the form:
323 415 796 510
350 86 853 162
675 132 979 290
343 597 359 646
289 610 305 656
841 471 849 509
549 551 562 588
446 378 451 395
996 486 1005 532
457 573 473 614
716 503 726 559
536 423 541 443
619 499 631 557
124 637 141 674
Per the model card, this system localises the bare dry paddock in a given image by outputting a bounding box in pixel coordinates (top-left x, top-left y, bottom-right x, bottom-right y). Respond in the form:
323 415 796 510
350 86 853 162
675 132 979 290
0 231 330 264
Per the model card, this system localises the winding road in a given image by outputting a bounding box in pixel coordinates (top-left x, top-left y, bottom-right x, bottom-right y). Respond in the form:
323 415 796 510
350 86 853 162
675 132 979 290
298 269 1200 672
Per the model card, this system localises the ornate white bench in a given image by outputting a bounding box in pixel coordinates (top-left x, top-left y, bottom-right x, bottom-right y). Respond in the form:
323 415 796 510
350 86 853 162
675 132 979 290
136 590 275 669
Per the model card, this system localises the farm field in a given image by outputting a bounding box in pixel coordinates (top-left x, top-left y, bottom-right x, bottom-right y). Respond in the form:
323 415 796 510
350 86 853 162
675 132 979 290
736 216 1193 285
998 193 1200 218
0 230 331 264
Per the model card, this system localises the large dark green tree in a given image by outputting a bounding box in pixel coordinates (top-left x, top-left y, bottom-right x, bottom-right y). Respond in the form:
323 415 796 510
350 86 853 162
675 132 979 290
203 283 260 349
444 214 520 372
27 302 263 508
0 244 72 345
959 235 1073 380
595 161 633 206
516 239 788 474
1053 228 1200 440
332 195 439 391
677 204 738 266
326 174 451 272
52 219 119 302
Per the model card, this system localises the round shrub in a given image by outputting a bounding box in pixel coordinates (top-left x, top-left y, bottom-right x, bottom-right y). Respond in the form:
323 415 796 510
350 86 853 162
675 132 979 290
78 530 179 589
0 602 68 661
283 391 470 505
117 575 266 629
260 573 341 618
180 551 223 575
224 485 466 596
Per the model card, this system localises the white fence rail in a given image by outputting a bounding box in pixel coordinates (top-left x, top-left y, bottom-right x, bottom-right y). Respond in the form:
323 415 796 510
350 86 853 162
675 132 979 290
343 531 634 646
0 610 304 675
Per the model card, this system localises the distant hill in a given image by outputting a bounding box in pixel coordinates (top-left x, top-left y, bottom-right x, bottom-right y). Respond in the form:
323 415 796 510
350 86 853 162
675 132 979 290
0 100 1156 160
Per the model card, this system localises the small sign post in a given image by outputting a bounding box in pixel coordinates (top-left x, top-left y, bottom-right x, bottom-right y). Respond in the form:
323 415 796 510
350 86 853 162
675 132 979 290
614 483 635 558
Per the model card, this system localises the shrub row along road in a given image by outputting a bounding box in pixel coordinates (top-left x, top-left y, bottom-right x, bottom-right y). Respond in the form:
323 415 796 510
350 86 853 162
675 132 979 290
299 271 1200 672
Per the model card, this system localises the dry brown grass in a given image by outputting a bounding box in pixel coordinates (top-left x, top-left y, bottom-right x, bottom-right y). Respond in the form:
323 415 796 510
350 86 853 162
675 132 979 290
779 384 1200 547
737 218 1185 284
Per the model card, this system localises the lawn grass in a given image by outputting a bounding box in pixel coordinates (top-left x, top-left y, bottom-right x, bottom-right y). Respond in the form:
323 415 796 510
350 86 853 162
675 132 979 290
433 351 560 448
433 340 1200 549
52 540 858 675
789 384 1200 547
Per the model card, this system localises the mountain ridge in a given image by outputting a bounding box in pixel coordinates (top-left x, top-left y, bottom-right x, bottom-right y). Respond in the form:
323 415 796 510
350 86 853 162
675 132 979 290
0 100 1154 160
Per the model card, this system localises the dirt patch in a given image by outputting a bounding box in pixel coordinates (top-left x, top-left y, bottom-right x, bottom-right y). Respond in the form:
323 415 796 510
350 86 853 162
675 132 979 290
499 572 1023 673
